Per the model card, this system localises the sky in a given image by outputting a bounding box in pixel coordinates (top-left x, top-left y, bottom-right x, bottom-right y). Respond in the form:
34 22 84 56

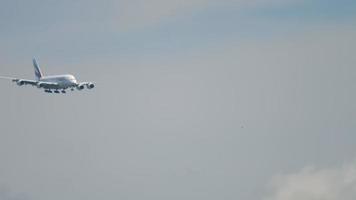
0 0 356 200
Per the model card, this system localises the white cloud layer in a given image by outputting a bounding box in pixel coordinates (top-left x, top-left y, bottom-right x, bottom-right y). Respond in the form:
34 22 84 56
265 162 356 200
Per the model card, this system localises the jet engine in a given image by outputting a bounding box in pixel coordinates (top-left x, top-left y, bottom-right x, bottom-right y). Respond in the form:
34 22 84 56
36 82 44 88
77 84 85 90
87 83 95 89
16 80 24 86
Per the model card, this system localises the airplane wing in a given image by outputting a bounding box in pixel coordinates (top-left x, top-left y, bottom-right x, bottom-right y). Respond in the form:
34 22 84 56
35 81 59 88
0 76 58 88
0 76 18 81
13 79 38 86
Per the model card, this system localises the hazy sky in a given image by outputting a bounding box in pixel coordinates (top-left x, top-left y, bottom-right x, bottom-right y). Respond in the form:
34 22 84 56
0 0 356 200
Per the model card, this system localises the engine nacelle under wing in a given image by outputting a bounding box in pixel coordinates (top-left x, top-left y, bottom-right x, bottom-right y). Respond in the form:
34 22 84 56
37 82 44 88
16 80 24 86
77 84 85 90
76 82 95 90
87 83 95 89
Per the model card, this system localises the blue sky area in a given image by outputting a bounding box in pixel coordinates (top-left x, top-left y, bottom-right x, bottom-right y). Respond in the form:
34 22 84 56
0 0 355 61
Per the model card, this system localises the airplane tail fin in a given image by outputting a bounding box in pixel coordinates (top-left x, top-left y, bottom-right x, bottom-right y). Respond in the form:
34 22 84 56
33 58 43 80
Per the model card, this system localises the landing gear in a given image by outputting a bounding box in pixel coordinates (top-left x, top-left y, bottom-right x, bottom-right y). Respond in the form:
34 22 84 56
44 89 67 94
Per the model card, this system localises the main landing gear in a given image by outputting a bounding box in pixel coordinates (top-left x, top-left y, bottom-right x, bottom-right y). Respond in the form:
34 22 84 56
44 89 67 94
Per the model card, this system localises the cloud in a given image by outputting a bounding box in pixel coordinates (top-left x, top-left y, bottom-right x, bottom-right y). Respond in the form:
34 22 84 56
115 0 302 30
265 162 356 200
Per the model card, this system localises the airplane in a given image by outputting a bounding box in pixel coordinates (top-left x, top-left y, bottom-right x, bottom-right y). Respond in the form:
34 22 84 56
0 58 95 94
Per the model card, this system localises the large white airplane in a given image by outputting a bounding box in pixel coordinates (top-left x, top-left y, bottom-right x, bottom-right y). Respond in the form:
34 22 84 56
0 58 95 93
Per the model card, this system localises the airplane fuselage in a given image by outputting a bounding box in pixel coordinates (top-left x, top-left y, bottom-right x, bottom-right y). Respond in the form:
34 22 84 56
40 74 78 89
